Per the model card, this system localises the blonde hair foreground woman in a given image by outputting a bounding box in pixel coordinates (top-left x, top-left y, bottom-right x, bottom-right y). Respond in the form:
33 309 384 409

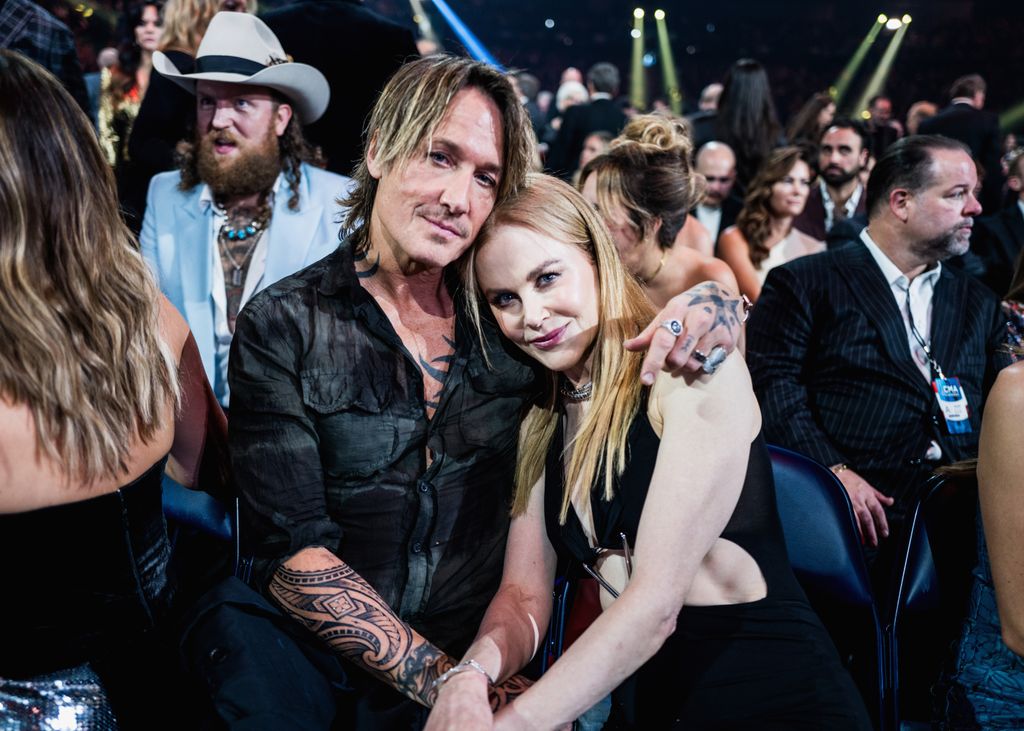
424 174 870 730
0 51 217 728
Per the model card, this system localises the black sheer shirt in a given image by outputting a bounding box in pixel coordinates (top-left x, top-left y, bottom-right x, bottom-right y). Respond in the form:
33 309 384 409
229 243 539 653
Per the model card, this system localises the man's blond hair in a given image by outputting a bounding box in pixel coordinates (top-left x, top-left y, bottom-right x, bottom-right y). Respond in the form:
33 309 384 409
342 55 534 255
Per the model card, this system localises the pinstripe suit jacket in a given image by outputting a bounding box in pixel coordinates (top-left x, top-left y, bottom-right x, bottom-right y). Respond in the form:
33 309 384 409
747 239 1009 512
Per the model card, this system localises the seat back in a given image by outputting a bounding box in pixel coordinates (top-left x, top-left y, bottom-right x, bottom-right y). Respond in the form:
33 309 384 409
769 444 875 606
768 444 887 729
887 474 978 727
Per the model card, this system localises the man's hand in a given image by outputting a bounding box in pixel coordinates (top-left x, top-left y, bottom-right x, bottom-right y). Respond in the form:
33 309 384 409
425 671 492 731
834 468 894 547
624 281 744 384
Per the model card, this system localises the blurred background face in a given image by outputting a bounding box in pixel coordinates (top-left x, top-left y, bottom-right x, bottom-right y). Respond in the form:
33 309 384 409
871 97 893 123
817 101 836 129
578 133 609 170
769 159 812 217
580 173 645 276
135 4 162 53
696 148 737 207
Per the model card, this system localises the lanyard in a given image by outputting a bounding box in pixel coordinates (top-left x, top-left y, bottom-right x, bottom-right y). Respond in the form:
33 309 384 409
904 288 946 380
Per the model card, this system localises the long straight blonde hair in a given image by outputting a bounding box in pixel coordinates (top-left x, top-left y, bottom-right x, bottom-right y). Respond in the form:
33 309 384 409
463 174 655 521
0 51 179 485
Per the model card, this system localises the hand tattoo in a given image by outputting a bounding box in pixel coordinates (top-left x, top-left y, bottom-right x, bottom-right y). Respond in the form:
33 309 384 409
686 282 742 335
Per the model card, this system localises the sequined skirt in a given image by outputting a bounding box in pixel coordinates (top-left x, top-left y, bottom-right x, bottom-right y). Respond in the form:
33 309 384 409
0 664 117 730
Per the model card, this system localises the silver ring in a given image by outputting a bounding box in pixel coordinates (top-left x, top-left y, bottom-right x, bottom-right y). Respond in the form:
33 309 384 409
701 346 728 374
692 348 708 363
659 319 683 337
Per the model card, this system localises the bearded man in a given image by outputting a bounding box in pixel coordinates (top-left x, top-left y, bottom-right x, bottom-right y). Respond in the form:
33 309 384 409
140 12 354 406
748 135 1010 565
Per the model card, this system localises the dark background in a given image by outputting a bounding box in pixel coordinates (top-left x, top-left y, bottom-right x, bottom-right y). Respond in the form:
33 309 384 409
54 0 1024 132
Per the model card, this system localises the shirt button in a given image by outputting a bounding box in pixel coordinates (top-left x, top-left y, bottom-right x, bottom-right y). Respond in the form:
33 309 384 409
411 542 423 554
418 483 429 493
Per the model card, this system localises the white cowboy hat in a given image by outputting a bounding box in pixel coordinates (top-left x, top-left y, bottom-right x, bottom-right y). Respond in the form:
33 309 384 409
153 12 329 123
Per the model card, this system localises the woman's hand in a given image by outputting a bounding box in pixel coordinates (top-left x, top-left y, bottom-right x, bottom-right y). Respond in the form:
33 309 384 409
625 281 745 384
425 671 493 731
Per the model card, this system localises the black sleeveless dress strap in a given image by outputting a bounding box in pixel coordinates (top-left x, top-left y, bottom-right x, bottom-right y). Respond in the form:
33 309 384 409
542 398 871 730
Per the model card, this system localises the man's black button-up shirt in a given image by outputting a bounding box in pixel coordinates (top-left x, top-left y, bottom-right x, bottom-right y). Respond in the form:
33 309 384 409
229 244 539 654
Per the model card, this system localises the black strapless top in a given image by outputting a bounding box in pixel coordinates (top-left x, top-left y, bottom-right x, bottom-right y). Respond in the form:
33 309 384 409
0 458 174 678
543 402 805 604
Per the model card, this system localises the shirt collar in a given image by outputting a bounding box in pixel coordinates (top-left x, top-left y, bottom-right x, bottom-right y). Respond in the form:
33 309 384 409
590 92 612 101
860 228 941 288
199 173 284 214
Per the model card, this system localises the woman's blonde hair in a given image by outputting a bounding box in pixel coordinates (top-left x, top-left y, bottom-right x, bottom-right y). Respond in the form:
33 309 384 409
463 174 654 521
159 0 252 54
736 145 813 267
580 113 704 250
0 51 178 485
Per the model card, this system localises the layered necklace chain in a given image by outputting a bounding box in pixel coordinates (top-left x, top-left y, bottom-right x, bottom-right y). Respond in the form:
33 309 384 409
559 379 593 402
216 199 272 287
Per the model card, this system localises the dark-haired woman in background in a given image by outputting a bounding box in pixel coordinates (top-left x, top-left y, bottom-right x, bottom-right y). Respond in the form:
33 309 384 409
99 0 163 229
719 146 823 302
787 91 836 147
0 51 213 728
707 58 784 192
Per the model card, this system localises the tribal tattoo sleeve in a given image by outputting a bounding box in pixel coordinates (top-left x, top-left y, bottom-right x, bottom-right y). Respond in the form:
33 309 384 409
269 560 531 708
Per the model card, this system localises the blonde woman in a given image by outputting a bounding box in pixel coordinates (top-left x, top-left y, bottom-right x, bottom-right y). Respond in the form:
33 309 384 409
719 146 824 302
579 114 738 309
0 51 213 727
424 174 870 729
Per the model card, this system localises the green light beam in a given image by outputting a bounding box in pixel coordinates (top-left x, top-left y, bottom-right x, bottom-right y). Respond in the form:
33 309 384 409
655 14 681 114
851 21 910 119
833 18 884 107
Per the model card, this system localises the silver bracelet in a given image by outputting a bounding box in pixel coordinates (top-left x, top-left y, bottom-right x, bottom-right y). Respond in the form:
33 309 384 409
431 658 495 691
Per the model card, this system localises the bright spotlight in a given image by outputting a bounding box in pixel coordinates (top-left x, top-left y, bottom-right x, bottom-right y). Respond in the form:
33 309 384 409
902 14 912 23
861 110 872 120
877 14 887 23
544 18 554 28
885 17 902 30
654 9 665 20
630 28 641 38
634 7 644 18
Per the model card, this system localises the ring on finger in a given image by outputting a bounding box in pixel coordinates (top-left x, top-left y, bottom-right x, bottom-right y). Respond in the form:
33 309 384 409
701 345 728 374
692 348 708 363
659 319 683 337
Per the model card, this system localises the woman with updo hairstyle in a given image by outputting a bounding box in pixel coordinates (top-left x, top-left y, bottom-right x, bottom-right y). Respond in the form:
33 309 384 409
579 114 738 308
0 51 219 728
718 145 824 302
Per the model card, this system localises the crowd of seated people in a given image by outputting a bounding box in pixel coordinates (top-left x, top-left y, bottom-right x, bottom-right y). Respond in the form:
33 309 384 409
3 4 1024 729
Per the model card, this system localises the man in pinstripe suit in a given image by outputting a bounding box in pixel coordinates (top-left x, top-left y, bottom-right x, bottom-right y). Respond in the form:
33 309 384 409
747 135 1010 555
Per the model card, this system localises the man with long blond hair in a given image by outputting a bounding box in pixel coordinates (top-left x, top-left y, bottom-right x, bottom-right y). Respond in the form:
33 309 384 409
226 53 744 727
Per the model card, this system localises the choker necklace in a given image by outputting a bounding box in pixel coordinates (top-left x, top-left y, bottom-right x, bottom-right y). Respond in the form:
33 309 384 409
559 380 593 402
642 250 667 284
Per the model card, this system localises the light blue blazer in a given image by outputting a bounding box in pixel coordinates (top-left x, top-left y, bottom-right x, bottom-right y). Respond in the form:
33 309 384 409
140 163 353 391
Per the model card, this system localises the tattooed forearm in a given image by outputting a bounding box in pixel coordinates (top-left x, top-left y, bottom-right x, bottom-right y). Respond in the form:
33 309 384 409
270 561 452 705
489 674 533 711
270 560 534 709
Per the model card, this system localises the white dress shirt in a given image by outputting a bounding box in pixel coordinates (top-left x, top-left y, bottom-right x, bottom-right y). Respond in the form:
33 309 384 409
695 203 723 242
821 180 863 233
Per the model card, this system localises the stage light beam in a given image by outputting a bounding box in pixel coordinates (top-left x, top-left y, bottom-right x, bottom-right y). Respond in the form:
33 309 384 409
885 17 902 30
833 17 885 106
654 9 682 113
852 19 911 119
631 9 646 110
427 0 502 69
408 0 440 48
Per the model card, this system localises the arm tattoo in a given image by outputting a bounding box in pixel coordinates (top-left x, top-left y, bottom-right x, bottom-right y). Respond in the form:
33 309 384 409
269 562 528 708
421 335 456 409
